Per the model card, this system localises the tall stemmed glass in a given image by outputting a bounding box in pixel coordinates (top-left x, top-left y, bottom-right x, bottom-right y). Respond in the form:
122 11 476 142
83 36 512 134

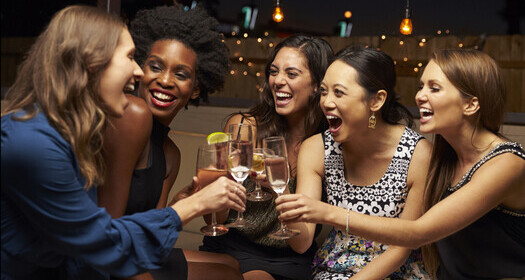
197 143 229 236
263 136 300 239
226 123 253 228
247 148 273 201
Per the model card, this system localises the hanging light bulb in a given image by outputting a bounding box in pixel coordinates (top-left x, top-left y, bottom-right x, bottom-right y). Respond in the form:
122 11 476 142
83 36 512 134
399 0 412 35
273 0 284 23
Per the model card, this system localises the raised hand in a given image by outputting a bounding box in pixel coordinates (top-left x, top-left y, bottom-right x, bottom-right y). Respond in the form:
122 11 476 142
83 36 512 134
274 193 329 224
171 176 246 225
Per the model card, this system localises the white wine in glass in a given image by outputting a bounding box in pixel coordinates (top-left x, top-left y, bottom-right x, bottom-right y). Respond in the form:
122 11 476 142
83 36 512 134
226 123 253 228
263 136 300 240
247 148 272 202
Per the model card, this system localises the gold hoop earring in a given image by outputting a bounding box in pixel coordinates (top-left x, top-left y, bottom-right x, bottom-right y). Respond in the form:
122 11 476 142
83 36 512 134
368 112 376 129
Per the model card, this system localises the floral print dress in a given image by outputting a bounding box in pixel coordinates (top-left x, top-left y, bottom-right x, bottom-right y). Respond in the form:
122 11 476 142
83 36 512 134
312 128 430 280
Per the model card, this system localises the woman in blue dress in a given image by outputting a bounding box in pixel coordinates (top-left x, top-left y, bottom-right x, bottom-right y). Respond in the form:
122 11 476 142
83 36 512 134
1 5 245 280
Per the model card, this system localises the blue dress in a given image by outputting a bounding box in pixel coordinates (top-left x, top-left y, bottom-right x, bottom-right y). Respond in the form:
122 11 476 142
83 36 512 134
1 110 182 280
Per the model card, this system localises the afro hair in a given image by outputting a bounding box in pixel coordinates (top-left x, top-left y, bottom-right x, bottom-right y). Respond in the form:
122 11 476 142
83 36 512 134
130 4 230 105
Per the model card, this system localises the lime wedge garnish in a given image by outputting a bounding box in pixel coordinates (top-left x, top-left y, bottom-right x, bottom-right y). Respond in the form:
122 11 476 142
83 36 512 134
206 132 230 144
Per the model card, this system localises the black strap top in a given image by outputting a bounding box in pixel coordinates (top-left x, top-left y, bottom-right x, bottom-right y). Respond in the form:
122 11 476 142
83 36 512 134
125 118 170 215
436 142 525 280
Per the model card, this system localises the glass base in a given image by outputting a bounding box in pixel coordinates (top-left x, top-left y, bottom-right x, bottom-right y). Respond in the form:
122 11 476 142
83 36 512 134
200 224 229 236
246 190 273 202
268 227 300 240
226 217 253 228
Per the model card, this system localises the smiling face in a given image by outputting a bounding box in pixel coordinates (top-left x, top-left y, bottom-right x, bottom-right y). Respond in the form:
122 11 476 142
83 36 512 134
98 28 143 117
320 60 371 143
268 47 315 119
138 39 199 126
416 60 470 135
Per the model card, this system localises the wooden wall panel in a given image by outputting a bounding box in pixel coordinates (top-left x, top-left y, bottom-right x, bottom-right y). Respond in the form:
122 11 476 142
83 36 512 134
2 35 524 113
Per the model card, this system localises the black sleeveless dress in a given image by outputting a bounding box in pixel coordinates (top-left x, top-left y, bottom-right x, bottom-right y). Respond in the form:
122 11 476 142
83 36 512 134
125 118 168 215
200 116 322 280
123 118 187 280
436 142 525 279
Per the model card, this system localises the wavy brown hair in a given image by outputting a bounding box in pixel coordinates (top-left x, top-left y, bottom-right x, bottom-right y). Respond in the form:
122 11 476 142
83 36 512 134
1 5 126 189
421 49 506 275
239 34 333 146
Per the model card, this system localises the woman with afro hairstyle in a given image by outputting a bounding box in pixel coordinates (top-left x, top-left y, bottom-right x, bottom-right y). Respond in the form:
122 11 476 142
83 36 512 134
98 4 243 280
199 34 334 280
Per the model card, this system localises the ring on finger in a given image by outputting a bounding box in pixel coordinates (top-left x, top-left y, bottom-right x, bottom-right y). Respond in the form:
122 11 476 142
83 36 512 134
234 186 239 194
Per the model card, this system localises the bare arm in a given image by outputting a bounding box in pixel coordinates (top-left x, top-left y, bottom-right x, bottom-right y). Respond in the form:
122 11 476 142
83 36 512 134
156 138 181 208
284 134 325 254
280 152 525 249
349 139 431 279
98 95 152 218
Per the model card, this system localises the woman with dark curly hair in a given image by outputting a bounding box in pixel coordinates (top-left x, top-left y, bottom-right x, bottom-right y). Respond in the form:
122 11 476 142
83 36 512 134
98 4 242 280
199 34 334 280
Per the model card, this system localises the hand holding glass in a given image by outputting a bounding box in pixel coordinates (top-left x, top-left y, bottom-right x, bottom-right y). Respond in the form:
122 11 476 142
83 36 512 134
263 136 300 239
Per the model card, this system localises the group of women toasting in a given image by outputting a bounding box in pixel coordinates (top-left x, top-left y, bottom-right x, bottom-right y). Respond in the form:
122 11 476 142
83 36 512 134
1 3 523 280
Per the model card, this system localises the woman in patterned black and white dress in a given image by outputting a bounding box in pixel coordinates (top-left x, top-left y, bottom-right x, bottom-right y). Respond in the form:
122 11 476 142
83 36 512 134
274 46 432 279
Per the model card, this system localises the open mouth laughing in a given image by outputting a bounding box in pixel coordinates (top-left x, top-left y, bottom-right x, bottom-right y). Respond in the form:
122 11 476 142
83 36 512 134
275 91 292 106
123 82 135 94
419 108 433 123
149 88 177 107
326 114 342 133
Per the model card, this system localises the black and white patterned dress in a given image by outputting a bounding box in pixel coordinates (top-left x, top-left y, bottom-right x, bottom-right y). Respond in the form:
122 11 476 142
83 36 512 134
312 128 430 280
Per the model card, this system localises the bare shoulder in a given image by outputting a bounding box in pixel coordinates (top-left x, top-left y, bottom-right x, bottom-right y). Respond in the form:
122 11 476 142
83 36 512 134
298 133 325 172
164 137 181 162
472 151 525 208
164 137 181 175
124 95 153 125
105 95 152 149
411 138 432 166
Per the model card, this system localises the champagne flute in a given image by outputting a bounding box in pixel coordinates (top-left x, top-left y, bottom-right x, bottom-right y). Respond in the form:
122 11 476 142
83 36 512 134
247 148 272 201
226 123 253 228
263 136 300 239
197 143 229 236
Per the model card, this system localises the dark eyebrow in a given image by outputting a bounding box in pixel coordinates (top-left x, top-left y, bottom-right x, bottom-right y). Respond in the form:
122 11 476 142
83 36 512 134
147 55 194 72
285 67 303 73
270 64 303 74
333 83 348 90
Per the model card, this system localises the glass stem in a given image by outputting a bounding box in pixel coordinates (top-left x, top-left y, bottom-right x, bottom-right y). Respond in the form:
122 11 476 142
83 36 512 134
254 181 262 193
211 212 217 226
276 193 287 230
237 211 244 221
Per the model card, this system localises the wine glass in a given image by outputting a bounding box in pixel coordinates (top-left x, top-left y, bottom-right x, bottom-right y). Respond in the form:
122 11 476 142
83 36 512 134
226 123 253 228
263 136 300 239
197 143 229 236
247 148 273 201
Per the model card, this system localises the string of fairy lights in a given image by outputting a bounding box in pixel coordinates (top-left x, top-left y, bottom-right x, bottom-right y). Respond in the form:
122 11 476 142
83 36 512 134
218 0 487 94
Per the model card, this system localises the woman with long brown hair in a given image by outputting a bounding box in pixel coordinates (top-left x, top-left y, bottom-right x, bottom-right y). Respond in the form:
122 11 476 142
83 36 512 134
199 34 334 280
1 5 245 280
277 49 525 279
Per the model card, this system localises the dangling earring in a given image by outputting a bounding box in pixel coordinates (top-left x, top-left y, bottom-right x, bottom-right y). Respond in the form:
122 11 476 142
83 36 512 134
368 112 376 129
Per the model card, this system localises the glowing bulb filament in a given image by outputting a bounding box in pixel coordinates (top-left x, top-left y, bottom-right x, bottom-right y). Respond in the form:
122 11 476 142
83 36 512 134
400 18 412 35
273 7 283 22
